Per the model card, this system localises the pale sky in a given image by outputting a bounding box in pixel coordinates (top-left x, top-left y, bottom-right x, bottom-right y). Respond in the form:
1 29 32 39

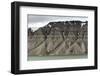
28 15 88 32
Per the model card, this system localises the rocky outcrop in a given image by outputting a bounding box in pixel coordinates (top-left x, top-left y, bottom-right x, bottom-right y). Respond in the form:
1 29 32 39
28 21 88 56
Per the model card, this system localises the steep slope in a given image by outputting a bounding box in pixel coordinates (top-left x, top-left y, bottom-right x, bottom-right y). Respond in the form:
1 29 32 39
28 21 88 56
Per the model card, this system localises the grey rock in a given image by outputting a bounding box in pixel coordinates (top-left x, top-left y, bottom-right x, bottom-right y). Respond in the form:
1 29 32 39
28 21 88 56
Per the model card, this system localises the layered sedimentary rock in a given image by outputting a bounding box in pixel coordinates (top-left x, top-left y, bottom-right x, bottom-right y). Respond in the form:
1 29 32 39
28 21 88 56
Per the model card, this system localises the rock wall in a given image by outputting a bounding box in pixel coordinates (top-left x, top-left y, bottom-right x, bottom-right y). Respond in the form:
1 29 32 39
28 21 88 56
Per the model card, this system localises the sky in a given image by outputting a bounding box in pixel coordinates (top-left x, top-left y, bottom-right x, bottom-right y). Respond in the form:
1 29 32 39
28 14 88 32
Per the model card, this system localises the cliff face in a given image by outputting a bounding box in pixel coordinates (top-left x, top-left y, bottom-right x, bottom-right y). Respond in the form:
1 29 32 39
28 21 88 56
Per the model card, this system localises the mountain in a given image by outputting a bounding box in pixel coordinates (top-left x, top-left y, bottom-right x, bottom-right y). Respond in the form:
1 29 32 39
28 21 88 56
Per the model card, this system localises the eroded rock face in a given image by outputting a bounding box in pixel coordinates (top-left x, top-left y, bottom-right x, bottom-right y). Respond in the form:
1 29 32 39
28 21 88 56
